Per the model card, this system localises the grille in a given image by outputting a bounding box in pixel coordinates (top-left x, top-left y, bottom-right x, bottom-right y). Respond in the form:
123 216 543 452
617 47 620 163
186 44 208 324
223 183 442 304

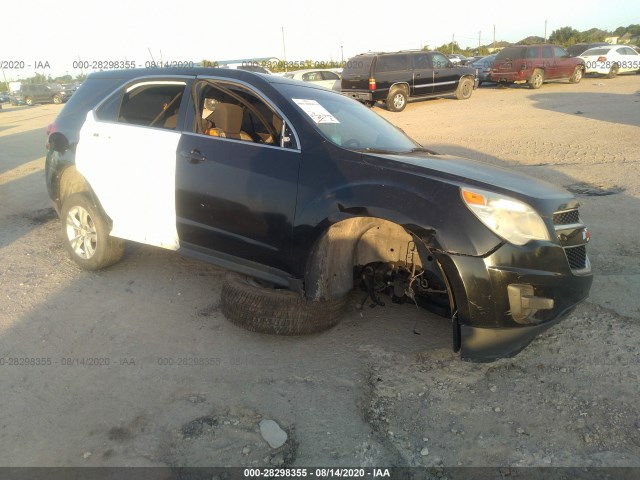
553 210 580 226
565 245 587 270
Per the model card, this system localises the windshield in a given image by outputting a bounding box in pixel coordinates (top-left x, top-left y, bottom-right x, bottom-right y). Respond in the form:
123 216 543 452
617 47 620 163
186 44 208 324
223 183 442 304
276 83 419 153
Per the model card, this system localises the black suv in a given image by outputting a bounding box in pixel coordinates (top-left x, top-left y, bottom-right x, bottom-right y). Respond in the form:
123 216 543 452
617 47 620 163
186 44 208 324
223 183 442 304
18 83 71 105
341 50 478 112
45 68 592 361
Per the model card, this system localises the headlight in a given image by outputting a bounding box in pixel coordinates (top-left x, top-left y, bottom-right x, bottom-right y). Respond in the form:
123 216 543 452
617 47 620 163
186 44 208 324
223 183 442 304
461 188 550 246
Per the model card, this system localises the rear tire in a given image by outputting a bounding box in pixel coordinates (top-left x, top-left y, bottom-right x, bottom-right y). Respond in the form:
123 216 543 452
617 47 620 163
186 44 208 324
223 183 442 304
607 64 619 79
25 96 33 106
569 66 583 83
60 193 125 270
386 87 407 112
221 271 347 335
528 69 544 89
455 78 474 99
52 95 62 104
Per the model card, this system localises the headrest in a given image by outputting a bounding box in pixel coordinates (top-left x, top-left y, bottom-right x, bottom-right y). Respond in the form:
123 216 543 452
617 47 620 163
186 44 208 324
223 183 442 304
213 103 243 134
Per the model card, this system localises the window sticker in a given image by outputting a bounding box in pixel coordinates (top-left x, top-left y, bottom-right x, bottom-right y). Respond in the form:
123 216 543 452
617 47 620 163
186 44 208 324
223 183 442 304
292 99 340 124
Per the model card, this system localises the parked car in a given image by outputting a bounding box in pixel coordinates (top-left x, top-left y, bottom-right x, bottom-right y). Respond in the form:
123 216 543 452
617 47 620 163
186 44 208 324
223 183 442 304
18 83 72 105
470 54 497 85
567 42 610 57
341 50 478 112
283 69 341 90
9 93 26 105
45 67 592 362
447 54 468 65
490 44 585 89
579 45 640 78
0 92 10 103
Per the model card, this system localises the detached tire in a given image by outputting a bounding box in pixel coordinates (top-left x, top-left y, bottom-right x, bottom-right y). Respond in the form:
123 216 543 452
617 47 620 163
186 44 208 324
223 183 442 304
221 272 347 335
60 192 125 270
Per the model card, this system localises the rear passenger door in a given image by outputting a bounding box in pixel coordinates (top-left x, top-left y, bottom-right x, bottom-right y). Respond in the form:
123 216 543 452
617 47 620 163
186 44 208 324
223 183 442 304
374 54 409 98
553 46 572 77
76 78 190 249
542 46 557 78
410 53 434 96
431 53 459 94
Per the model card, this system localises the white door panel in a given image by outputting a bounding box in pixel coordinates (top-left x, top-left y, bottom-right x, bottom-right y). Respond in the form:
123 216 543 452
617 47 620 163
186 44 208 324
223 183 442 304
76 111 181 250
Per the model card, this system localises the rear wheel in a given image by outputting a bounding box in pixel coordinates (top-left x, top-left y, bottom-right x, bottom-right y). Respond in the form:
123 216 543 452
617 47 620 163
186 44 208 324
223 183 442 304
220 272 347 335
60 193 125 270
569 66 583 83
386 87 407 112
52 95 62 104
25 96 33 106
528 69 544 89
607 64 619 79
455 78 474 99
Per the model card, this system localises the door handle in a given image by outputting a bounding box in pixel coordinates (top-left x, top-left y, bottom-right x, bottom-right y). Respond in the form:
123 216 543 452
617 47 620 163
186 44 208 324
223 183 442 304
180 149 206 164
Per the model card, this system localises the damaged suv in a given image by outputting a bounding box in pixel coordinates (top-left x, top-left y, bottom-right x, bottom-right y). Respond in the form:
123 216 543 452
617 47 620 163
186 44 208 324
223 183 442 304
45 68 592 362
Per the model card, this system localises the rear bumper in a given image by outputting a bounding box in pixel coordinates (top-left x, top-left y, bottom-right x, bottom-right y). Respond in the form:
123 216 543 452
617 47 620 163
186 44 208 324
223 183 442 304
490 71 529 83
341 91 373 102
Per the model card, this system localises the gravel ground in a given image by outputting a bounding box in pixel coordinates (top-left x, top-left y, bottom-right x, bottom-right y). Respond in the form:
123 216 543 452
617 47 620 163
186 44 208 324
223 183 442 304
0 74 639 471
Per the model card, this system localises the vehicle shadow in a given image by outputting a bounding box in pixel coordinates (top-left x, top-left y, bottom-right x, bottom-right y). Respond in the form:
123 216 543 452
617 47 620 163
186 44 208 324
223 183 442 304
528 91 640 127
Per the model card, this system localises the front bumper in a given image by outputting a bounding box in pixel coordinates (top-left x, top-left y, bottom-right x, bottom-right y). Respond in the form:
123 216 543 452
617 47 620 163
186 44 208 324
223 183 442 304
439 241 593 362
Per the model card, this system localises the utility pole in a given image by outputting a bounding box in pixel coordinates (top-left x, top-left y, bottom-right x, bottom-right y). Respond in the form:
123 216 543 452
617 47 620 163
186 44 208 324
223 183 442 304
452 34 455 53
478 31 481 50
544 20 548 42
341 45 344 63
281 27 287 70
493 25 496 51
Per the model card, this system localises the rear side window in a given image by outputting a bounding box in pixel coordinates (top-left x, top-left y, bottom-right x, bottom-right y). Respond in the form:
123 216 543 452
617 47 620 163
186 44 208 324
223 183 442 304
117 81 186 129
411 53 432 69
376 54 408 72
542 47 553 59
526 47 539 59
554 47 568 58
496 47 528 61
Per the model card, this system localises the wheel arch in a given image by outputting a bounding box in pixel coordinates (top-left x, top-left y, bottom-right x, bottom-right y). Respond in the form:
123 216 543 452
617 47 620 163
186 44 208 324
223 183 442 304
303 215 445 301
389 82 410 94
57 166 112 226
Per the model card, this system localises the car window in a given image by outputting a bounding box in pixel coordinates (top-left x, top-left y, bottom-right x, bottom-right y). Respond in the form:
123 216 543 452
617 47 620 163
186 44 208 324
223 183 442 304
583 48 610 56
411 53 432 69
620 47 637 55
320 71 340 80
114 81 187 129
279 84 418 153
342 56 374 76
431 53 450 68
553 47 568 58
542 47 553 59
526 47 539 59
302 72 323 82
192 80 289 147
377 54 408 72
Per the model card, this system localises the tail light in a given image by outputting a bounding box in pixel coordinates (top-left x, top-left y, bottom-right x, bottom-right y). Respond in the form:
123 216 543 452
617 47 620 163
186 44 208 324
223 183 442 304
45 122 57 150
597 56 607 62
368 78 376 91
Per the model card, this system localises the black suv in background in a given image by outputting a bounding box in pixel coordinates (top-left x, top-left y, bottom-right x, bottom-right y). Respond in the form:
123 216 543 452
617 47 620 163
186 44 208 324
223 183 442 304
341 50 478 112
17 83 72 105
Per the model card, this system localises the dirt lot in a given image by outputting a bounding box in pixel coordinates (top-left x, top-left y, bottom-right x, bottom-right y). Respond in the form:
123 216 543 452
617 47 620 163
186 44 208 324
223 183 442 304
1 74 639 470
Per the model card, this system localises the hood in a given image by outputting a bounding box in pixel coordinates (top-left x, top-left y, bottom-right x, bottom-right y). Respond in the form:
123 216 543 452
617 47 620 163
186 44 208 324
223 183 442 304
363 151 578 215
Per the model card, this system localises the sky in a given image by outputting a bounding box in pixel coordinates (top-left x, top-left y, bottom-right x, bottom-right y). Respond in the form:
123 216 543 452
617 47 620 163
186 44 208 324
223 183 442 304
1 0 639 81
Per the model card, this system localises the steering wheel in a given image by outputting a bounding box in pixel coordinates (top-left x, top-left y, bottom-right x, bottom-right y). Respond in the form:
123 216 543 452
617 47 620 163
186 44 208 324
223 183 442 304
343 139 361 148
